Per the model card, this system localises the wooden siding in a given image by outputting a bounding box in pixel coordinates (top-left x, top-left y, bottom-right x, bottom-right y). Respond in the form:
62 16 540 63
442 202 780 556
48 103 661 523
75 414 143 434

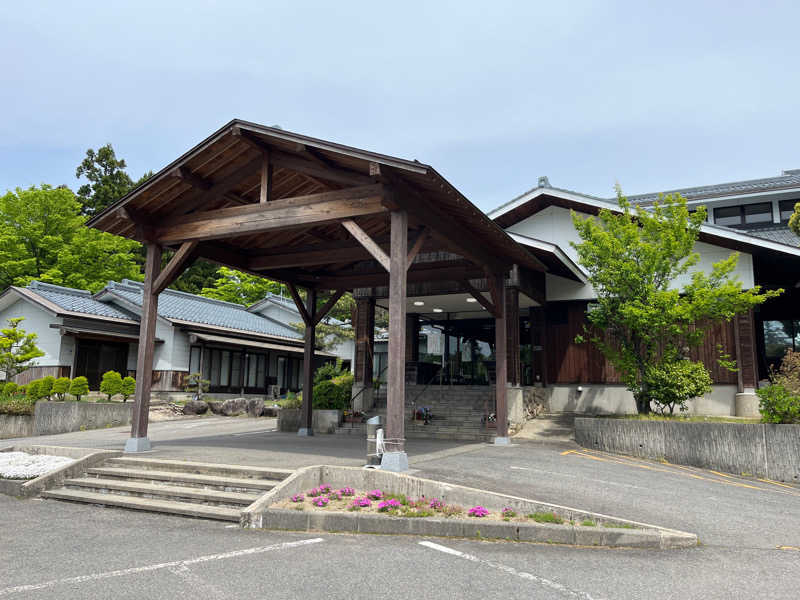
12 366 71 386
546 301 738 385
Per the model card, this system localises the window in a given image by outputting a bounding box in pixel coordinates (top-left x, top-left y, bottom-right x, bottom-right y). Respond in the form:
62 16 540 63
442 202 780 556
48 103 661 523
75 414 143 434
189 346 201 375
714 203 774 227
779 199 798 222
763 320 800 368
714 206 742 226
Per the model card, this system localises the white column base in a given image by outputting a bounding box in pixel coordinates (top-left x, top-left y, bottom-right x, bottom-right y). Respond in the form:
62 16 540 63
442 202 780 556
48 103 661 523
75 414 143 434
735 392 760 418
380 451 409 472
124 437 152 453
297 427 314 437
493 436 511 446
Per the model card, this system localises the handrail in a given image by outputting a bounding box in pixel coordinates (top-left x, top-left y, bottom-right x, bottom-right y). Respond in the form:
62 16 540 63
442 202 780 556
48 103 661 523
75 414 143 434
408 366 443 420
348 365 388 412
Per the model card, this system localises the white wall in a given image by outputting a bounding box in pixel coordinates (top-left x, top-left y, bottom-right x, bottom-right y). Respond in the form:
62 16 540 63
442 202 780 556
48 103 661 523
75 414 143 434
507 205 755 301
0 299 64 367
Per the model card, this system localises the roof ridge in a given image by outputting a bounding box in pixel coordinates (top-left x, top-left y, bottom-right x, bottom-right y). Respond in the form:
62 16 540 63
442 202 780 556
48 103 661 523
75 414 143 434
115 279 251 310
27 281 91 297
623 172 800 202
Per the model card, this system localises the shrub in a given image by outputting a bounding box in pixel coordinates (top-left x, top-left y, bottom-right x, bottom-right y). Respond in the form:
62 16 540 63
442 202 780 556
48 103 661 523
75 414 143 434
644 359 712 415
468 506 489 518
69 376 89 401
772 349 800 395
26 379 43 401
2 381 18 396
281 391 302 409
529 511 564 524
100 371 123 401
39 375 55 400
52 377 70 401
757 384 800 424
313 359 347 384
121 376 136 402
184 372 209 398
311 380 349 410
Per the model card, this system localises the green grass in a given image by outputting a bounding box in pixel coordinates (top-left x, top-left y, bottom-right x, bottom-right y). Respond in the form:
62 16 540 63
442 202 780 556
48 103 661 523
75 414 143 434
603 522 636 529
580 520 596 527
528 512 564 524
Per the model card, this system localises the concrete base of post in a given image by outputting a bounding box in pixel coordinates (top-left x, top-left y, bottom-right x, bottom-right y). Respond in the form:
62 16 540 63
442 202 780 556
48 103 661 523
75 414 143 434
123 437 152 453
297 428 314 437
493 436 511 446
735 392 760 418
380 451 409 472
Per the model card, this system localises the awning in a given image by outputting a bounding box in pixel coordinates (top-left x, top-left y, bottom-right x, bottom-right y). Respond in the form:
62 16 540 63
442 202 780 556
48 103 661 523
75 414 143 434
187 331 337 357
58 326 164 344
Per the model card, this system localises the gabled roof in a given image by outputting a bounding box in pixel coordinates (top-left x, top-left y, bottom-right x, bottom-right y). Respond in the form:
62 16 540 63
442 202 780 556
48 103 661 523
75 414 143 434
489 185 800 259
623 170 800 204
97 280 302 340
0 282 139 324
247 291 346 326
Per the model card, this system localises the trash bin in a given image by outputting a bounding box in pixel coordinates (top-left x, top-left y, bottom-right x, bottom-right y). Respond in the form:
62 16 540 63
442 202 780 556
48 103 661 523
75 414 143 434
366 416 382 466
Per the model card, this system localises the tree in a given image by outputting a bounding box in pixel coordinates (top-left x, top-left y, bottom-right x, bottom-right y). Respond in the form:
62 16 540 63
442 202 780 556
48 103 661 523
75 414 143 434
100 371 123 401
69 376 89 401
0 185 142 292
572 188 781 414
0 318 45 382
121 376 136 402
790 202 800 240
39 375 55 400
199 267 283 305
75 144 152 217
52 377 70 401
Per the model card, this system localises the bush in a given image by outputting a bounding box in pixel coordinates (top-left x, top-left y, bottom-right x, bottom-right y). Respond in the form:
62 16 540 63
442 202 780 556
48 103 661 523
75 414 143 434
757 384 800 424
26 379 43 401
52 377 70 401
313 359 348 385
121 376 136 402
282 391 303 409
40 375 55 400
100 371 123 401
772 349 800 396
69 376 89 401
312 379 350 410
644 359 712 415
2 381 18 396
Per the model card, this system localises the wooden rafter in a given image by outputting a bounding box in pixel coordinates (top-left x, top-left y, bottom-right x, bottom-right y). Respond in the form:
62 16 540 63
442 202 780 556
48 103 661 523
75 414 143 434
286 283 311 325
167 156 263 216
153 241 198 295
312 289 346 327
406 227 429 269
341 219 390 271
461 278 499 317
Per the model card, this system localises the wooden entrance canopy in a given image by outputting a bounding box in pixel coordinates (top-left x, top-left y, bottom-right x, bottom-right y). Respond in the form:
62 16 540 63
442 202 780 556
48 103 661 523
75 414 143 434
88 119 545 458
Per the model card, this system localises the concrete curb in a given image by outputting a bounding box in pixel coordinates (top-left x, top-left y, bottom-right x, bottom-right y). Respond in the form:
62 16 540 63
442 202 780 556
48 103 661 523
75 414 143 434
241 464 698 549
0 445 122 497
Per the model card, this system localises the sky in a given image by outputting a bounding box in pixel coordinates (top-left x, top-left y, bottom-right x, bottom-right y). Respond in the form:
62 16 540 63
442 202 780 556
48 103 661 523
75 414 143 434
1 1 799 212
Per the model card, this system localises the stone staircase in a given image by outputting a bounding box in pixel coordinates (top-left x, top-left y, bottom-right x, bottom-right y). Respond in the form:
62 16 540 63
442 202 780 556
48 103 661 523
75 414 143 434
41 457 293 522
337 384 496 442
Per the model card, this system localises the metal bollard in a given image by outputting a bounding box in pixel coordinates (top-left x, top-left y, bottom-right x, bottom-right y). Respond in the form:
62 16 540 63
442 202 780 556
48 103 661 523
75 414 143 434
366 416 382 465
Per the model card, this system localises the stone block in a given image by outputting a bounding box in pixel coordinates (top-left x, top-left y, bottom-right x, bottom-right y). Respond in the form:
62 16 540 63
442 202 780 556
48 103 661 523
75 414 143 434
405 518 465 538
221 398 248 416
356 514 411 535
308 512 358 533
182 400 208 415
518 522 576 545
246 398 265 418
574 527 605 546
460 520 518 541
207 401 224 415
264 509 310 531
601 528 661 548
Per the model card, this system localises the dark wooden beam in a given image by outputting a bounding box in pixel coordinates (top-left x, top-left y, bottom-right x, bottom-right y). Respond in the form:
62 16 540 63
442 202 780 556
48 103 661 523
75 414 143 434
312 289 346 327
259 151 272 204
171 166 211 191
386 210 408 456
154 184 387 244
153 241 198 295
286 283 311 326
341 219 390 271
406 227 429 269
300 287 316 435
285 262 485 289
249 245 375 270
461 278 499 317
492 272 508 440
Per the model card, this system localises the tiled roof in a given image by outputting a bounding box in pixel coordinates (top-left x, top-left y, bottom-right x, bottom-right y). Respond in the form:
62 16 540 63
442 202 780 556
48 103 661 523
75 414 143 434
25 281 137 321
103 281 302 339
248 292 346 326
737 224 800 247
624 171 800 204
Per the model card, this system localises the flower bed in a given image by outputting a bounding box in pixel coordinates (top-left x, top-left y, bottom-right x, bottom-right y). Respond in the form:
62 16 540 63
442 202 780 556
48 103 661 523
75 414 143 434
273 485 639 528
0 451 75 480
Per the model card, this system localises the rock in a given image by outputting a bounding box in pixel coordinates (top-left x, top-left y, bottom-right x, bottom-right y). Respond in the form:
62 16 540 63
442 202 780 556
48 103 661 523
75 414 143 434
182 399 208 415
262 406 279 418
207 401 224 415
246 398 265 417
221 397 248 416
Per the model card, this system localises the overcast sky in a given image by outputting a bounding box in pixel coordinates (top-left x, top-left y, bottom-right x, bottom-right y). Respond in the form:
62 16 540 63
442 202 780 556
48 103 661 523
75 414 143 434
2 1 799 211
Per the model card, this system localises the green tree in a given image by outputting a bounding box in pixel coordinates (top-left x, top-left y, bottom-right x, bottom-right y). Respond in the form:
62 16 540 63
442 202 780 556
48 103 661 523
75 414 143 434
0 185 142 292
199 267 283 305
75 144 153 216
39 375 55 400
99 371 123 401
52 377 70 401
0 318 45 382
170 258 221 295
572 188 781 414
69 376 89 401
789 201 800 240
121 376 136 402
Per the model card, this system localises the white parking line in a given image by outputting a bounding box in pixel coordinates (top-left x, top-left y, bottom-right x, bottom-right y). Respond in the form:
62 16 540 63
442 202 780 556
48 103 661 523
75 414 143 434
418 541 604 600
231 429 277 436
0 538 324 597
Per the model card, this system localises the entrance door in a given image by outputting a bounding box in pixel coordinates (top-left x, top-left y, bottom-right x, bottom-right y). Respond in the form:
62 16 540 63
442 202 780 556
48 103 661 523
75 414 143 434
74 339 129 389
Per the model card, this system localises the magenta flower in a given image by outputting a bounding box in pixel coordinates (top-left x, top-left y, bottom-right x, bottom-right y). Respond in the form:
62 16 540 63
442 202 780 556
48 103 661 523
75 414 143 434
351 496 371 508
429 498 445 510
328 490 343 501
367 489 383 500
307 487 322 497
377 499 402 512
501 507 516 518
290 494 304 503
468 506 489 518
339 487 355 497
312 496 329 507
319 484 332 493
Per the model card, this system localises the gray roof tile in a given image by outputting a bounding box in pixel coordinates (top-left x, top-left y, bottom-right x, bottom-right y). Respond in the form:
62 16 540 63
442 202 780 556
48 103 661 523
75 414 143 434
623 172 800 204
26 282 137 321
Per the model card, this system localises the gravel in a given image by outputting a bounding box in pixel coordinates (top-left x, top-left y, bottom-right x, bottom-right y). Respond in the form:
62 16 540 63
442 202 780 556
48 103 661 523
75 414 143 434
0 451 74 480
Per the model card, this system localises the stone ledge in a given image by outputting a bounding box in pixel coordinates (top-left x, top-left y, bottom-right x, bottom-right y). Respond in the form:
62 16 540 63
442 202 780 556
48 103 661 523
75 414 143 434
259 508 688 549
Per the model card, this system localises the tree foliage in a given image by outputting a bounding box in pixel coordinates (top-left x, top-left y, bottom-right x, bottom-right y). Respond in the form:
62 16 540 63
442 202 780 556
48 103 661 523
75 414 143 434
789 201 800 240
0 185 142 292
100 370 123 401
0 318 45 382
69 376 89 401
572 188 781 414
199 267 283 305
75 144 152 217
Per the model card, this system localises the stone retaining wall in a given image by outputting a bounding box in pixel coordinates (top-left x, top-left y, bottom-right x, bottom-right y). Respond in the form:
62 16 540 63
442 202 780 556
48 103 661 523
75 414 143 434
0 414 36 439
278 409 341 434
575 417 800 483
0 402 133 439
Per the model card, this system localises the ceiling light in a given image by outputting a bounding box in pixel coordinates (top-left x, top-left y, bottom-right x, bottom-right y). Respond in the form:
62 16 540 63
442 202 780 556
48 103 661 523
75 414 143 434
466 297 477 303
433 308 443 313
413 301 425 306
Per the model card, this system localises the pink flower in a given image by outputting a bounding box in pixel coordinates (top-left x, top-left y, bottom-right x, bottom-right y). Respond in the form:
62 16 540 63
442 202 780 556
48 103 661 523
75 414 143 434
468 506 489 518
339 487 355 496
290 494 304 503
429 498 445 510
351 496 371 508
367 489 383 500
377 499 402 512
312 496 329 507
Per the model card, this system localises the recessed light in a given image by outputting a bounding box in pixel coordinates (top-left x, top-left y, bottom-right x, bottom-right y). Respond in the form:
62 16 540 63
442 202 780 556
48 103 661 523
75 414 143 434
413 301 425 306
466 297 477 303
432 308 443 313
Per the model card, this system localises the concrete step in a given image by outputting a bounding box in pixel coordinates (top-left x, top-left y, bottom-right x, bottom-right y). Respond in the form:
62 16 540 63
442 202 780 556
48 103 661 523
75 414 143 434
63 477 259 507
105 457 293 481
86 467 280 493
41 488 241 521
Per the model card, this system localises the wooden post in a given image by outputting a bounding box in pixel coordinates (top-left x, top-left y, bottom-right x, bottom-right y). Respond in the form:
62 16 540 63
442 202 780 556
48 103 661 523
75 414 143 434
493 273 509 442
126 243 162 453
384 210 408 470
506 287 520 386
299 288 316 436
